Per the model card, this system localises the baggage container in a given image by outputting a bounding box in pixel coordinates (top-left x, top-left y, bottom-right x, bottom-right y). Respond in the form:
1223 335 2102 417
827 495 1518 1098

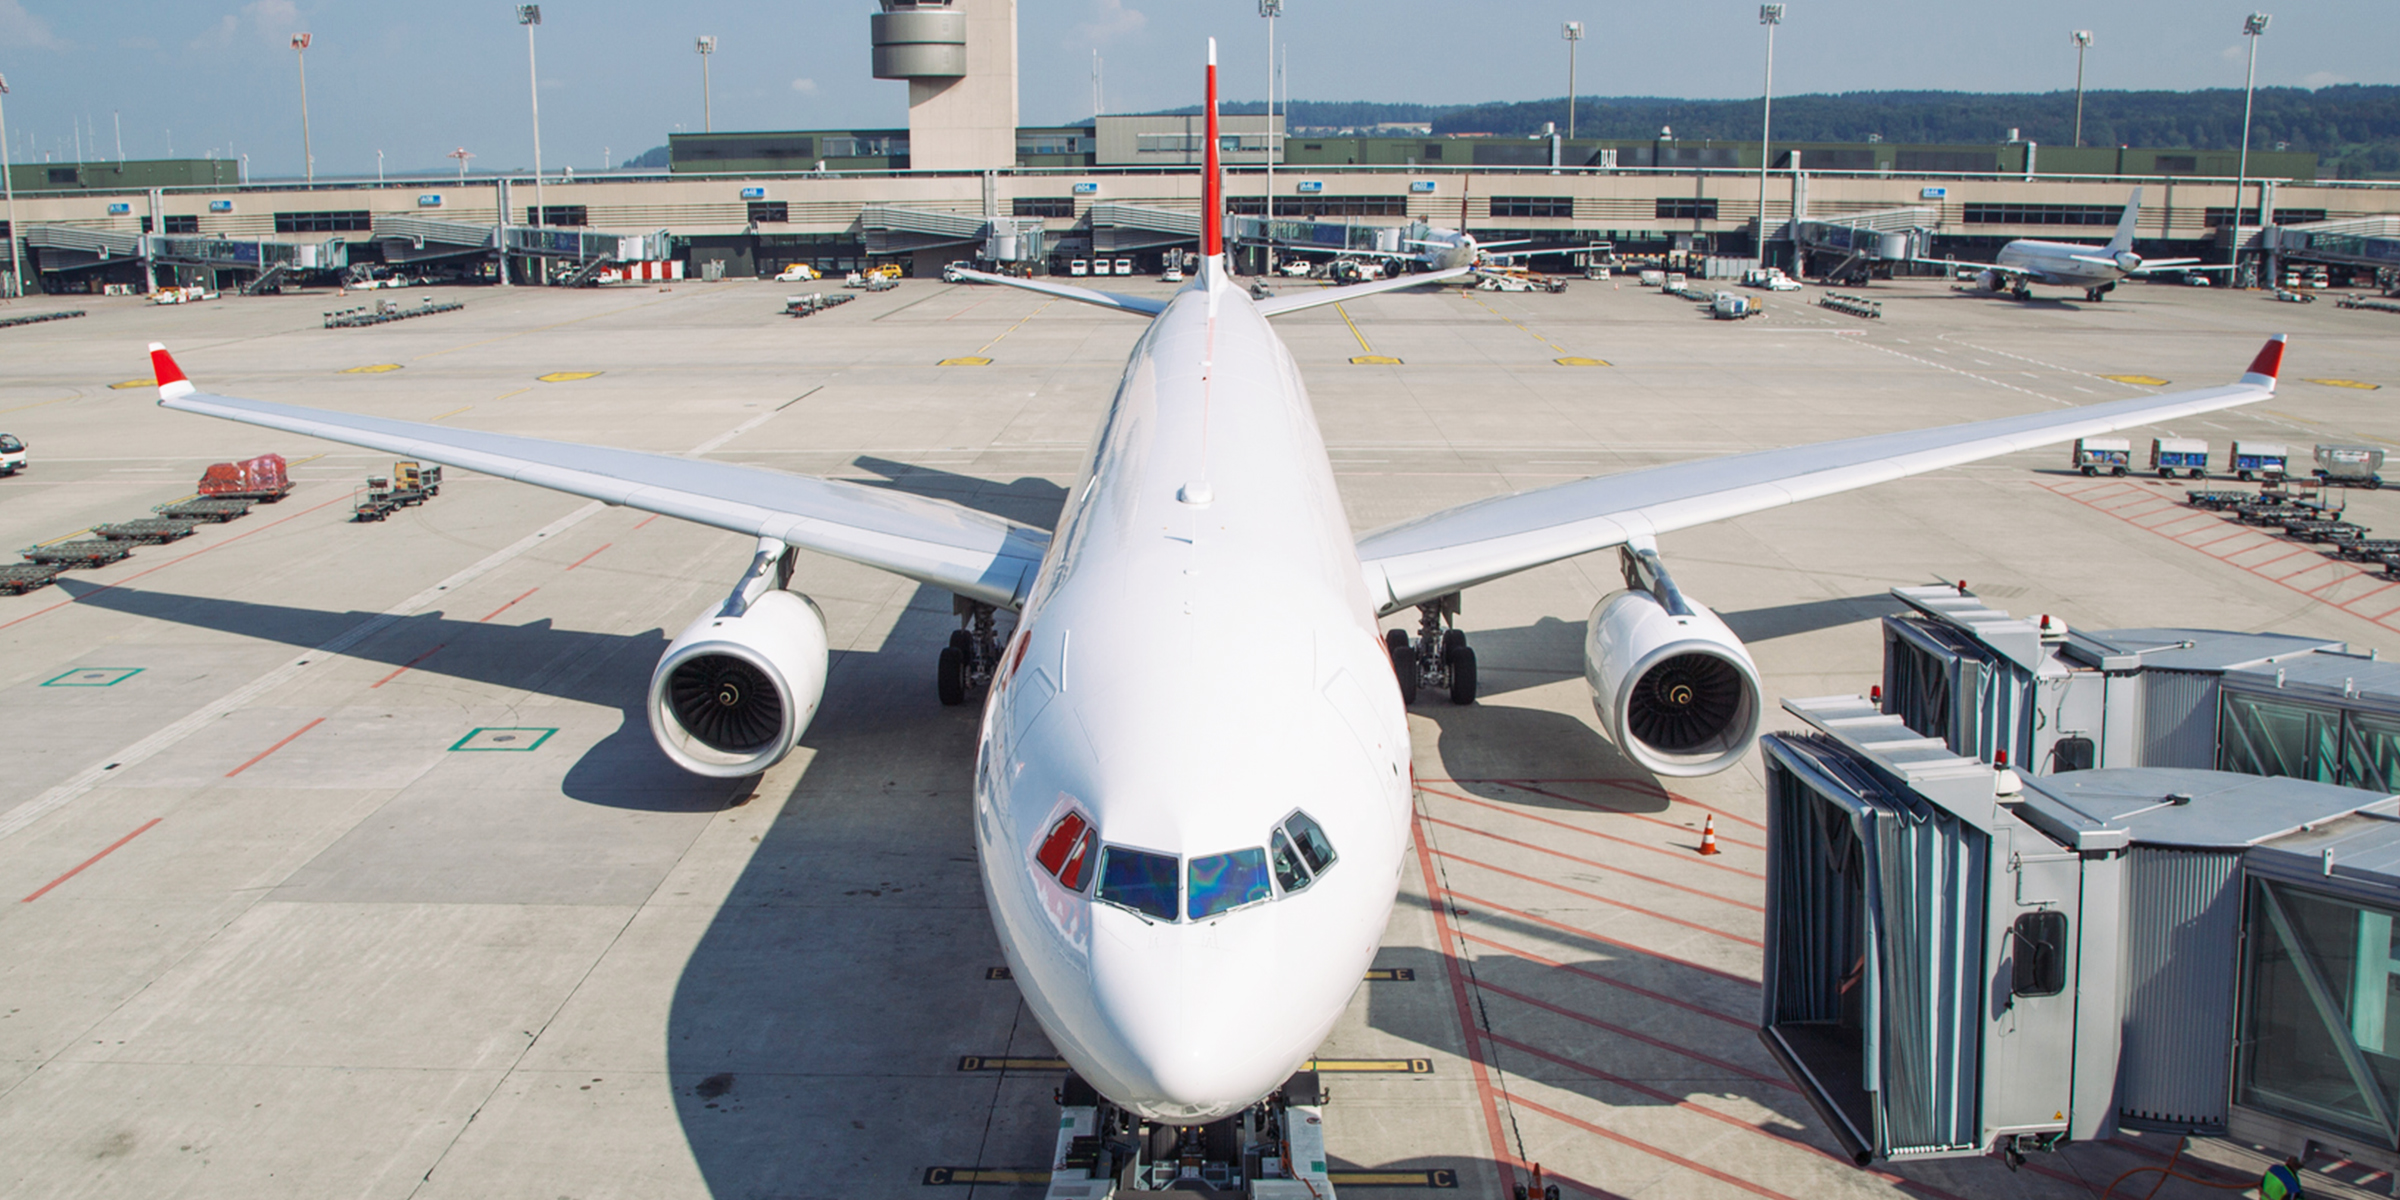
2073 437 2131 477
197 453 291 502
2231 440 2289 482
1637 269 1665 288
2150 437 2209 479
2314 443 2385 488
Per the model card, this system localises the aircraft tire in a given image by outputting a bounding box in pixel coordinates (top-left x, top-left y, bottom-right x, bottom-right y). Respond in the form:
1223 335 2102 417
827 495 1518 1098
949 629 972 655
1387 629 1418 705
1446 645 1477 706
937 647 968 706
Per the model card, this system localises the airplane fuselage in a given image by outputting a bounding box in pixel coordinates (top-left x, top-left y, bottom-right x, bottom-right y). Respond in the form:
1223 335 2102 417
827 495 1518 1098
974 276 1414 1123
1994 239 2131 288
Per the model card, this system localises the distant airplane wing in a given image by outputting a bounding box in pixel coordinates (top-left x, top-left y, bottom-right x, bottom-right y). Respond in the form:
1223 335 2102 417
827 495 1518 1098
2131 260 2235 274
954 269 1167 316
147 346 1050 610
1353 337 2288 614
1916 256 2021 277
1253 266 1473 317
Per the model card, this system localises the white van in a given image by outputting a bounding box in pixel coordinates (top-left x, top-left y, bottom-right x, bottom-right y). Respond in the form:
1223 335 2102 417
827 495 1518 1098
1114 258 1133 276
1069 259 1090 277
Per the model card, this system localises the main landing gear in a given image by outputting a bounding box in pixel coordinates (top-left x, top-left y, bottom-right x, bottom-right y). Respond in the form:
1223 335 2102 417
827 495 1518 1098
2084 282 2117 302
937 597 1006 706
1042 1071 1337 1199
1386 592 1476 706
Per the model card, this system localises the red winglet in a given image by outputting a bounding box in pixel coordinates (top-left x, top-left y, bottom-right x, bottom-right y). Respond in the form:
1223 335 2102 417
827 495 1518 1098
150 343 185 386
2245 334 2287 380
1201 39 1222 261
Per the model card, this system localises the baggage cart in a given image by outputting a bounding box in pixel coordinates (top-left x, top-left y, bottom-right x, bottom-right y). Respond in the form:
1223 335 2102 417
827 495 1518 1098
153 497 254 522
2184 490 2251 510
2232 440 2289 482
93 518 201 544
2343 539 2400 563
2314 443 2386 489
22 539 133 568
0 563 63 595
353 477 397 522
2150 437 2209 479
197 453 292 502
2073 437 2132 477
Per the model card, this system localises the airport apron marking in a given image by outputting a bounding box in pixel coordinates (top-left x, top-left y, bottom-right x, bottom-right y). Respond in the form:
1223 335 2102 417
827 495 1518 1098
922 1167 1456 1188
537 371 603 383
41 667 143 687
450 727 559 752
2100 374 2170 387
342 363 403 374
2308 379 2382 391
1334 302 1400 365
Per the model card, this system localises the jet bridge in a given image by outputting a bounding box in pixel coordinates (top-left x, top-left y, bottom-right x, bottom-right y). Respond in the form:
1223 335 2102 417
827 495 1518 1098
2266 217 2400 285
859 205 1044 263
23 225 348 292
1760 582 2400 1178
1789 206 1935 285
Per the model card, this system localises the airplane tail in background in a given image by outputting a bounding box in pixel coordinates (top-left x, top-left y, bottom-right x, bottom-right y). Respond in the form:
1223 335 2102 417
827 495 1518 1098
2106 187 2144 256
1201 38 1224 277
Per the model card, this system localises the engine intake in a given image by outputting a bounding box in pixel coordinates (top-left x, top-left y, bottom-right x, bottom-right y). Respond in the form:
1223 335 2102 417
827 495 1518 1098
1584 556 1762 778
648 540 829 777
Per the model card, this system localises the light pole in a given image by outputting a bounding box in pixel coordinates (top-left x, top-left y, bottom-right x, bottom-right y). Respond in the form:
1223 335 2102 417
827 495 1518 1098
1563 22 1583 141
2071 31 2092 148
696 36 716 133
2235 12 2270 235
1757 5 1783 257
519 5 544 235
291 33 313 183
376 148 384 183
449 147 474 181
1260 0 1280 272
0 74 19 298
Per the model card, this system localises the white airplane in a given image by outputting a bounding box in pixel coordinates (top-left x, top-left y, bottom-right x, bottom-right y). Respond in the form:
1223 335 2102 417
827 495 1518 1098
1269 221 1533 279
1936 187 2235 302
144 40 2291 1188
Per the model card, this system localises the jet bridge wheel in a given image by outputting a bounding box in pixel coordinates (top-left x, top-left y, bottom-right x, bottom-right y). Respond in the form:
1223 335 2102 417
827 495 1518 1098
936 646 969 706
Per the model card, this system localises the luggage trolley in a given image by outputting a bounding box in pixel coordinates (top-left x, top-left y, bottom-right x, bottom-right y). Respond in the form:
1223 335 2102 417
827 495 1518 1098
2073 437 2131 477
2150 437 2209 479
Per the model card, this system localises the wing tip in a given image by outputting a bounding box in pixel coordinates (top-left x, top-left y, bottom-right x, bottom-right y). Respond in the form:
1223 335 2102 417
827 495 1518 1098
2240 334 2288 389
150 343 196 400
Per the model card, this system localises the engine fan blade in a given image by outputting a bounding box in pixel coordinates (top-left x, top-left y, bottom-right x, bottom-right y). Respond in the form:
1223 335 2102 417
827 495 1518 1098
1627 653 1742 751
669 654 786 753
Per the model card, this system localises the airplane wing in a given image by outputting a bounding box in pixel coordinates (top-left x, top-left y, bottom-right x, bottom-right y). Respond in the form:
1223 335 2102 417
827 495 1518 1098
954 269 1167 317
2131 260 2236 274
1916 256 2022 277
1253 266 1472 317
1354 336 2288 614
146 346 1051 610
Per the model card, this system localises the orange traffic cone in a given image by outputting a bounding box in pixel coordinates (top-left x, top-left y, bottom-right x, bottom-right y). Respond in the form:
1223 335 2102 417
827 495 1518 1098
1698 815 1722 856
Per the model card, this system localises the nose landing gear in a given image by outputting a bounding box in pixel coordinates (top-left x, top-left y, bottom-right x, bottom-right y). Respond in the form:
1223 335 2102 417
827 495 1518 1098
1386 592 1476 706
1044 1072 1337 1199
937 597 1007 707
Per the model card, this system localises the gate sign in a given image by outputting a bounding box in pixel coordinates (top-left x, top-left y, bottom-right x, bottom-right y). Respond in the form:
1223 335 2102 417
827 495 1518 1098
1409 181 1437 193
1072 182 1099 195
209 200 234 212
1921 186 1949 199
1295 180 1323 194
417 194 443 207
740 187 766 200
107 202 131 214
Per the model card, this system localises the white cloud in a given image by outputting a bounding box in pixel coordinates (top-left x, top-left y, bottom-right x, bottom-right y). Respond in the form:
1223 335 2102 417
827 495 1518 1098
790 77 818 94
1073 0 1146 46
189 1 306 51
2220 43 2247 64
2302 70 2354 89
0 0 61 50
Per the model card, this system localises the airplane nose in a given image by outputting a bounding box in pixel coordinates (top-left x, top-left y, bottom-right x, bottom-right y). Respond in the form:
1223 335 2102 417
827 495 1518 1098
1086 932 1323 1120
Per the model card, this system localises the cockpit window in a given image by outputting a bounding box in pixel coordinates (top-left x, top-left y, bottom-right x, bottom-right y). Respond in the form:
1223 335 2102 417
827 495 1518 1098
1095 846 1179 921
1270 829 1311 893
1187 849 1272 919
1035 813 1094 891
1283 811 1337 876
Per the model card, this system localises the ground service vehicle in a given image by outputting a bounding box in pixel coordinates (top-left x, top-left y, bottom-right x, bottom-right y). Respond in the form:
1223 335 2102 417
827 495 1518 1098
2151 438 2209 478
0 433 24 476
2316 443 2386 488
2234 440 2290 482
2075 437 2132 476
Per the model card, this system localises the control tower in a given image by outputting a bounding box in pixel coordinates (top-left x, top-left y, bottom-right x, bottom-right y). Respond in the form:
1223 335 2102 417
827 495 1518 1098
870 0 1018 172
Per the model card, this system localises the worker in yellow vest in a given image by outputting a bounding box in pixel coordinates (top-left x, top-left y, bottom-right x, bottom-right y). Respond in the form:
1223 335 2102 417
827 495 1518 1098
2261 1156 2305 1200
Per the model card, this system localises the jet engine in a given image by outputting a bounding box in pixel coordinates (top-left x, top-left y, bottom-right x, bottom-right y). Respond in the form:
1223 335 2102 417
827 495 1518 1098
1584 546 1762 778
1976 269 2001 291
648 538 829 777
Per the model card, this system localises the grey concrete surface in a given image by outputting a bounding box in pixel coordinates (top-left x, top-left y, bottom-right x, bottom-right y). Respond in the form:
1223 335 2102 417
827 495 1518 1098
0 273 2394 1199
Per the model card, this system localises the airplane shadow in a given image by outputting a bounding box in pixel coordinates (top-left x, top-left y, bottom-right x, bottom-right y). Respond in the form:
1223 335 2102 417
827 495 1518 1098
843 455 1071 532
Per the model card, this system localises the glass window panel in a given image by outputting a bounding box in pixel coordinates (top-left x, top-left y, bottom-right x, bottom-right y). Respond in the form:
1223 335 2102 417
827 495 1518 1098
2343 711 2400 793
2221 691 2341 783
1034 813 1086 877
2239 880 2400 1140
1096 846 1179 921
1270 829 1311 893
1187 849 1273 919
1057 831 1094 892
1284 811 1337 875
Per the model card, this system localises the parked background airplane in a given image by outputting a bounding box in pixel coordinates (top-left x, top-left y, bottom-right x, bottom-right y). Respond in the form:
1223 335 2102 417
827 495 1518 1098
1931 187 2236 301
143 38 2292 1178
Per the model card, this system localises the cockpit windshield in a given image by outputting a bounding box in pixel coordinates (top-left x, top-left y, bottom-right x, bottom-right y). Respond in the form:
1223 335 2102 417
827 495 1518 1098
1187 849 1272 919
1095 846 1179 921
1284 810 1337 875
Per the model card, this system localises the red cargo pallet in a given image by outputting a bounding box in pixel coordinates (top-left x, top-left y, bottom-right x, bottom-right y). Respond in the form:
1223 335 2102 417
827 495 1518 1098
197 453 292 502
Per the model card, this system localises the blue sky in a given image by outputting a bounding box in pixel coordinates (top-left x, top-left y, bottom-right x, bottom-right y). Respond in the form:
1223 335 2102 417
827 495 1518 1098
0 1 2389 178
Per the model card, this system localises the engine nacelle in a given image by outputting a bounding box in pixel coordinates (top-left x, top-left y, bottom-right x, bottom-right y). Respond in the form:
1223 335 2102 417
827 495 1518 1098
648 541 829 777
1585 590 1763 778
1976 269 2001 291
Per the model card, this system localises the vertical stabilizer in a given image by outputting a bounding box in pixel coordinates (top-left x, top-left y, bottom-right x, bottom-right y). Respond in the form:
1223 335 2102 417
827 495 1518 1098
1201 38 1224 278
2106 187 2144 255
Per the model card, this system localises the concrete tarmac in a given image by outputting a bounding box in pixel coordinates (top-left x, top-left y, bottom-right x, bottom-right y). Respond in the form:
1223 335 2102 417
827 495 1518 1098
0 272 2394 1199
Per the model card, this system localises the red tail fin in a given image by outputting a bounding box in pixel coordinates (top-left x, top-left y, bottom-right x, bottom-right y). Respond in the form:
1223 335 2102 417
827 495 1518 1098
2244 334 2287 382
1202 38 1222 261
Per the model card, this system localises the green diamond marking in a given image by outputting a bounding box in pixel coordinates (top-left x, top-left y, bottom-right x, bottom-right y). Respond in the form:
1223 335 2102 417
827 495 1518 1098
449 726 558 752
41 667 144 688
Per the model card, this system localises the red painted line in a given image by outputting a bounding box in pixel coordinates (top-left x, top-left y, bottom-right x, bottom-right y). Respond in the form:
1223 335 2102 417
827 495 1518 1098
1506 1094 1796 1200
1419 783 1764 881
479 587 539 622
1 489 351 631
1458 930 1752 1029
2141 514 2220 535
1430 844 1776 955
1412 813 1524 1200
1447 886 1760 991
2309 569 2367 596
1422 809 1763 913
1473 978 1796 1091
2233 545 2314 571
225 717 325 778
369 644 446 689
1437 776 1769 833
1497 778 1768 842
21 818 162 902
565 543 612 570
2183 528 2257 550
2343 582 2400 610
633 514 660 529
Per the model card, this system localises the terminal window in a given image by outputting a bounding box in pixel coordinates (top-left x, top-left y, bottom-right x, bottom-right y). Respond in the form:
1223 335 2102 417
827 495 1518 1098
47 167 77 185
1656 198 1719 221
1012 197 1075 219
1491 197 1575 219
1422 143 1444 161
2205 207 2329 227
2153 155 2199 173
275 210 372 233
1229 197 1405 218
525 206 588 227
747 201 789 224
162 215 199 234
1963 203 2120 226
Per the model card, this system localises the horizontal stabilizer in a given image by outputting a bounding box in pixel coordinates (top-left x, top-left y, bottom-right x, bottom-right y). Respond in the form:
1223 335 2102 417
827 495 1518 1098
1254 266 1472 318
954 269 1168 316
